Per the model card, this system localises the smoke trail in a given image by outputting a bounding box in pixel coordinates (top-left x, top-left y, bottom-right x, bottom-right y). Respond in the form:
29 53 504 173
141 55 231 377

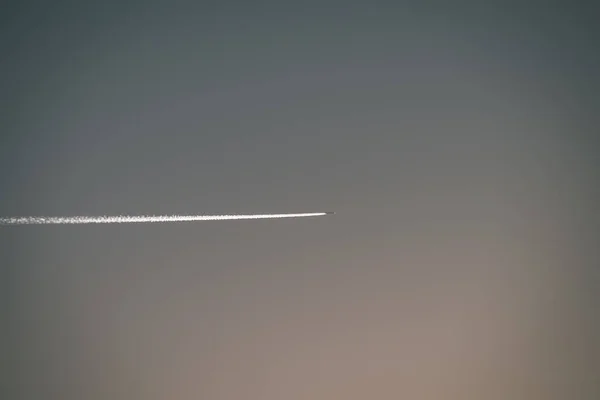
0 212 332 225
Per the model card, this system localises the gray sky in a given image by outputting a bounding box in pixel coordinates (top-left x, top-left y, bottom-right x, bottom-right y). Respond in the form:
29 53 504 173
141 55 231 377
2 2 599 399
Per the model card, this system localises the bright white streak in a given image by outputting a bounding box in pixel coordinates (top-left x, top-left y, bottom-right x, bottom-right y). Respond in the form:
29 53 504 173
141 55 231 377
0 213 328 225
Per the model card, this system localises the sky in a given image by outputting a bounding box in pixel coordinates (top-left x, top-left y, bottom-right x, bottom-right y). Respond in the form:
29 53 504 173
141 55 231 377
2 1 599 399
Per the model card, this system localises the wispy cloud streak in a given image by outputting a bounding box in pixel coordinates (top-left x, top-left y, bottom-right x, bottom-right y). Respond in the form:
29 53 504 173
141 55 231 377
0 212 329 225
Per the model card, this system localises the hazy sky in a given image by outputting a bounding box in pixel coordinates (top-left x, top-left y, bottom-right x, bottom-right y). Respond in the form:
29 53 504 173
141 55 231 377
2 2 599 399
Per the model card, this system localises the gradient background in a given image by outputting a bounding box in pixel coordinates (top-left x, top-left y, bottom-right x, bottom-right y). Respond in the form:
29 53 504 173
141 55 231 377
2 1 599 399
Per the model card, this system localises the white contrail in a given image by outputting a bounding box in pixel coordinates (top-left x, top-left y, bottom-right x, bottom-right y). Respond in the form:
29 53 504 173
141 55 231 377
0 212 333 225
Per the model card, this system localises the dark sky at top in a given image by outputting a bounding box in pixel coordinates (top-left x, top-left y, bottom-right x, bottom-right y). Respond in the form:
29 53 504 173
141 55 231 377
2 1 599 399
